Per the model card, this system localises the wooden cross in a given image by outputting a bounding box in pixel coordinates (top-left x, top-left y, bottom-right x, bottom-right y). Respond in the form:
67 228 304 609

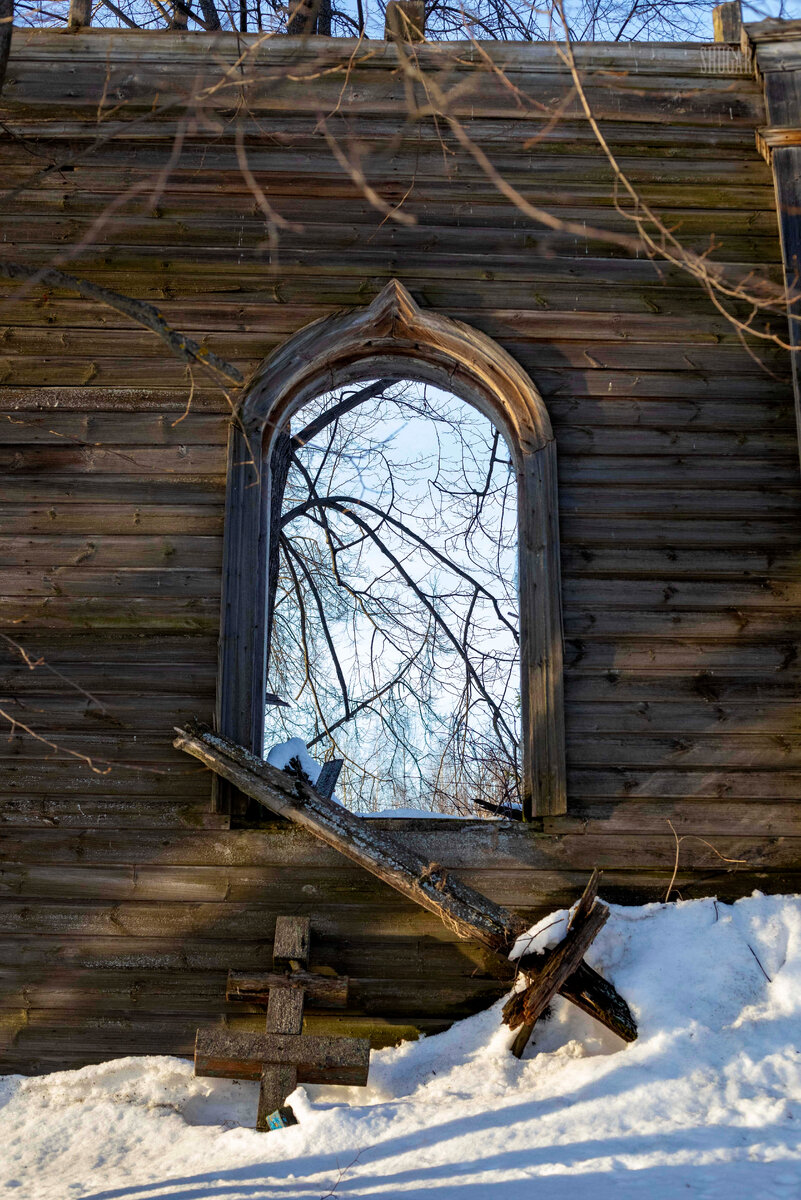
194 916 370 1131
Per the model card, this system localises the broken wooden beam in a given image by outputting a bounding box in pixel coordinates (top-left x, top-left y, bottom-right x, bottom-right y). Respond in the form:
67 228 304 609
503 870 627 1057
504 901 609 1052
559 962 638 1045
174 724 527 953
175 727 636 1046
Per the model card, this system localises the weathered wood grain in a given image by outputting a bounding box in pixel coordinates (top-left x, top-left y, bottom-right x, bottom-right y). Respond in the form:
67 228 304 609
174 725 529 950
1 27 799 1071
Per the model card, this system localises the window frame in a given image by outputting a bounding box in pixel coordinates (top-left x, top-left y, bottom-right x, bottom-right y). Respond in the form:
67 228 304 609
216 280 566 820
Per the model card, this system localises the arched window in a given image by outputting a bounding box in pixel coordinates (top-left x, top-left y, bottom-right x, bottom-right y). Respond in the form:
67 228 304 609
217 281 565 820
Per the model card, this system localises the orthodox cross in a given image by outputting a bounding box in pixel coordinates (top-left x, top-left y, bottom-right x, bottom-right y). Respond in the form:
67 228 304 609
194 916 370 1131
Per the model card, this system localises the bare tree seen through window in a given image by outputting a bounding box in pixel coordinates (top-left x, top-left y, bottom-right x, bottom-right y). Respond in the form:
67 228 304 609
264 380 522 817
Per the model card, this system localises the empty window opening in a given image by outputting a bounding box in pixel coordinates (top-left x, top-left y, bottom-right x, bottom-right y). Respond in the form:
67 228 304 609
263 377 521 818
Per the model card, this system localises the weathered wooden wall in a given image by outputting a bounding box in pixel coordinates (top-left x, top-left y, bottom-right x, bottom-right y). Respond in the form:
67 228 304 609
1 29 800 1073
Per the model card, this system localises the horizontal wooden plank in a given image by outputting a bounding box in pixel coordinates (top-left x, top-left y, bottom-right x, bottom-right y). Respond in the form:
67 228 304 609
4 541 800 581
546 799 801 836
0 698 211 735
0 597 221 632
559 486 801 517
0 567 222 598
0 211 781 267
0 477 226 504
0 967 505 1018
1 302 785 349
0 332 791 380
566 700 801 733
0 247 784 304
0 930 510 979
11 570 799 607
0 796 224 829
565 673 801 701
0 1013 444 1064
1 824 798 869
0 660 216 692
2 392 796 434
0 411 228 445
0 446 227 475
566 735 801 768
0 900 500 940
0 733 201 763
3 478 799 516
1 116 766 159
0 761 209 795
565 610 801 637
4 730 801 771
4 32 761 78
565 641 801 671
0 446 796 483
1 59 766 125
561 516 801 546
2 352 790 400
1 535 224 569
1 392 794 439
561 546 801 578
3 512 799 549
0 504 224 535
0 631 217 657
4 823 801 906
0 869 780 942
564 578 801 608
0 687 798 743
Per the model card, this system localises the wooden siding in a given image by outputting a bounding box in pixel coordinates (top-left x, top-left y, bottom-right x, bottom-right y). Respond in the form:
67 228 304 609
1 29 800 1072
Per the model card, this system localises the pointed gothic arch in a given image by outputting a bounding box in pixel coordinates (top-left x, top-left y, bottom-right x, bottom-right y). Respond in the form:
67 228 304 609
218 280 566 818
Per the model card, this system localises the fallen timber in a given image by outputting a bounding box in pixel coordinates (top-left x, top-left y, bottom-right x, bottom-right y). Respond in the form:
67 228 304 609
504 869 618 1056
174 724 637 1044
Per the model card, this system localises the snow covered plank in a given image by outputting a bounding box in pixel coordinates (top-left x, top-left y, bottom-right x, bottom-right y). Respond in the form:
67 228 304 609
504 869 617 1056
506 905 609 1048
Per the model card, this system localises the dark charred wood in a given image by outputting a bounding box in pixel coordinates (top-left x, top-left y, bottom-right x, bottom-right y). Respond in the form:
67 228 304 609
559 961 638 1044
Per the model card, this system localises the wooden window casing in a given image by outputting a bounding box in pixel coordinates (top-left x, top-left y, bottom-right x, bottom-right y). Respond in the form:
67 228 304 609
216 280 566 819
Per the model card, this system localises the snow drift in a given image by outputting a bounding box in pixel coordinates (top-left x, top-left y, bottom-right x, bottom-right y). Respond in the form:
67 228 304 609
3 893 801 1199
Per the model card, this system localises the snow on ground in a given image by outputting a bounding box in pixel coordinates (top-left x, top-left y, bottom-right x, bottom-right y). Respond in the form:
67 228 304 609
4 893 801 1200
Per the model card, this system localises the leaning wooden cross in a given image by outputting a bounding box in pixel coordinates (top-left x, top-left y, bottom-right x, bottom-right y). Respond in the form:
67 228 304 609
175 724 637 1053
195 915 369 1131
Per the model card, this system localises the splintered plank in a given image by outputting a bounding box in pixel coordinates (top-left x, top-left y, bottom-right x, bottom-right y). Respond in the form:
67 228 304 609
173 724 527 953
503 900 609 1036
502 869 636 1055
